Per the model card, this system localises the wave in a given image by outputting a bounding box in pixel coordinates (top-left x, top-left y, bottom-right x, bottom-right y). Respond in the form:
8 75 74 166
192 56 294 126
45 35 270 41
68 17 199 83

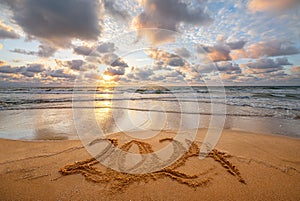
2 105 300 120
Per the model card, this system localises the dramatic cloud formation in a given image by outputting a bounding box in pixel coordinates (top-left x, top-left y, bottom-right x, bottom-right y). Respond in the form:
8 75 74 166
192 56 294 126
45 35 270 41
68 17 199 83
0 0 299 85
132 0 212 43
0 21 20 39
0 0 102 47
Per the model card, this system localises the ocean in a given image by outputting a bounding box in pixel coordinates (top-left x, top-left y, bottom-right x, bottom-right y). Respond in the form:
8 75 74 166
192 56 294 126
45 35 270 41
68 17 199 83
0 86 299 140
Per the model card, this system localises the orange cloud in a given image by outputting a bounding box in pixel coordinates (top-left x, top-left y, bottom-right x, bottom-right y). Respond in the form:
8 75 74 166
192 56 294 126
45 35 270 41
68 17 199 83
248 0 298 13
291 66 300 73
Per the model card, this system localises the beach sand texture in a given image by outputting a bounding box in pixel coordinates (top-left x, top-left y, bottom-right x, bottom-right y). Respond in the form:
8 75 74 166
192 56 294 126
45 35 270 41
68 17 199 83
0 129 299 200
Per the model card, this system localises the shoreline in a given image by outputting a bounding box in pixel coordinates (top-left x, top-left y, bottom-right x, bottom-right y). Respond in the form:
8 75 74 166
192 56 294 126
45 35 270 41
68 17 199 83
0 129 299 200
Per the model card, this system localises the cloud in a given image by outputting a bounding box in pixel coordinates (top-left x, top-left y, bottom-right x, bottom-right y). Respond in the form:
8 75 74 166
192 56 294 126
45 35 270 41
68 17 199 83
55 59 97 71
125 67 154 81
0 63 45 78
226 40 247 50
0 21 20 39
97 42 116 53
231 40 299 60
145 48 186 66
174 47 191 58
73 45 94 56
0 65 22 73
26 64 45 72
65 60 85 71
197 43 232 62
11 44 56 57
132 0 212 43
104 66 126 76
101 53 128 67
37 44 56 57
248 0 300 13
216 62 241 74
246 40 299 58
46 69 76 80
73 42 116 57
244 57 292 74
103 0 130 21
290 66 300 74
1 0 102 47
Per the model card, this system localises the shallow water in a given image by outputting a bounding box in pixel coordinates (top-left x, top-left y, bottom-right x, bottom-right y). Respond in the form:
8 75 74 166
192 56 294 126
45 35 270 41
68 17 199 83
0 86 299 140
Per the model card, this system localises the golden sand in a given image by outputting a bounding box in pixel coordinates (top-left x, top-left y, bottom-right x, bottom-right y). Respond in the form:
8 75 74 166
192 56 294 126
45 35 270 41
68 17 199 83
59 138 245 193
0 129 299 200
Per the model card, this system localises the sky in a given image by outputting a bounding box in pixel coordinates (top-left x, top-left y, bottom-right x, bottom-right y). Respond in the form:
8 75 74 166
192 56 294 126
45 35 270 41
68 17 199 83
0 0 300 86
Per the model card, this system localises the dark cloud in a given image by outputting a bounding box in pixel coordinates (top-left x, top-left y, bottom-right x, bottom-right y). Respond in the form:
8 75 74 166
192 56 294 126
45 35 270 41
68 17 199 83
56 59 97 71
97 42 116 53
10 48 35 56
73 45 94 56
275 57 292 66
146 48 186 67
37 44 56 57
11 44 56 57
197 43 232 62
0 64 45 77
73 42 116 57
26 64 45 72
66 60 84 71
133 0 212 43
103 0 130 21
1 0 102 47
174 47 191 58
46 69 76 79
104 67 125 76
246 58 292 70
0 21 20 39
0 65 22 73
168 57 185 66
244 58 293 75
127 67 154 81
216 62 241 74
226 40 247 50
101 53 128 67
246 40 299 58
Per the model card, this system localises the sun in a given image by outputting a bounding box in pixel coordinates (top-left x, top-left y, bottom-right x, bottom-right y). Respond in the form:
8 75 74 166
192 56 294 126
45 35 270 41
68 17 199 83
102 74 112 81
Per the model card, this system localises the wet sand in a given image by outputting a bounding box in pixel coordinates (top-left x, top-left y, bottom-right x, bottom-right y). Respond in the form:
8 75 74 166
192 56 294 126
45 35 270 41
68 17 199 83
0 129 299 200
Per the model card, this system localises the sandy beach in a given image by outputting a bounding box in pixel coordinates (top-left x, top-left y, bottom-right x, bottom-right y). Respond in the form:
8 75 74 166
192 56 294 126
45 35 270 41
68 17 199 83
0 129 299 201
